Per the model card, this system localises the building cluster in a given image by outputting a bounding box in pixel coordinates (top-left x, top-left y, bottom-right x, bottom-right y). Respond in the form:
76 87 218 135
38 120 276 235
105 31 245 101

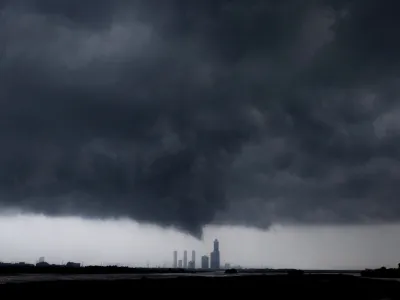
173 238 220 269
36 257 81 268
173 250 196 269
0 257 82 268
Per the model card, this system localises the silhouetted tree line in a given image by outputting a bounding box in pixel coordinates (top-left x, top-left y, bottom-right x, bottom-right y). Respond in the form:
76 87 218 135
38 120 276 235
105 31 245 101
0 263 189 275
361 263 400 278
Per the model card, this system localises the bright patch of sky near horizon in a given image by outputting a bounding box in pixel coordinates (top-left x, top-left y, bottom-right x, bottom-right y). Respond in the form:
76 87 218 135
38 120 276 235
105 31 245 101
0 215 399 270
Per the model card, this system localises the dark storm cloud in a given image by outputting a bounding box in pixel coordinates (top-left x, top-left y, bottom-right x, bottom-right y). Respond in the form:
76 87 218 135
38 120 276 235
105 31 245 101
0 0 400 237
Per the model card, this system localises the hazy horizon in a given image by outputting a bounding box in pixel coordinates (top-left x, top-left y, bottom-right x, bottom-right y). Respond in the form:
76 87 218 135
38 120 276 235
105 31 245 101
1 213 399 270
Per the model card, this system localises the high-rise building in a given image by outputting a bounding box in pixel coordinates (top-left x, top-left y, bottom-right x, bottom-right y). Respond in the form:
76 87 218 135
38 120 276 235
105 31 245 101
214 239 219 252
178 260 183 268
188 261 195 269
191 250 196 269
183 250 187 268
210 239 220 269
173 250 178 268
201 255 209 269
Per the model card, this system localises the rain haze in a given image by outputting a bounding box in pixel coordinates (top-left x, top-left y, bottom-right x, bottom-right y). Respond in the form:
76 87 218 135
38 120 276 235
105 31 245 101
1 0 400 269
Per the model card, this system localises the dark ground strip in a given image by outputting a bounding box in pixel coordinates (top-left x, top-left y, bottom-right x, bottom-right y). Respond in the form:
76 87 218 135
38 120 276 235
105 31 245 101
0 274 399 299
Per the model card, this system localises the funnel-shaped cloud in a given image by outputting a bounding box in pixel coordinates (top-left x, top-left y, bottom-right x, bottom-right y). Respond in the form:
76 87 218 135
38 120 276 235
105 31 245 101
1 0 400 237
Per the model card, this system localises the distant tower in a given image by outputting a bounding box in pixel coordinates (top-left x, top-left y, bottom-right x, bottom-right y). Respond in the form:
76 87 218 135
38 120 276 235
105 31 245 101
183 250 188 268
214 239 219 252
173 250 178 268
210 239 220 269
201 255 209 269
178 260 183 268
191 250 196 269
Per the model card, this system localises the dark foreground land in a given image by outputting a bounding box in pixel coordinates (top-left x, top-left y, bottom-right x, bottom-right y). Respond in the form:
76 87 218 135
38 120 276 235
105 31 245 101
1 274 400 299
361 267 400 278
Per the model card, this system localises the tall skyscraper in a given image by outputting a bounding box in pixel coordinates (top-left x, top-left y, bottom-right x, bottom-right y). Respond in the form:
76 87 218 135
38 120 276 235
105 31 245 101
214 239 219 252
210 238 220 269
201 255 209 269
173 250 177 268
183 250 187 268
191 250 196 269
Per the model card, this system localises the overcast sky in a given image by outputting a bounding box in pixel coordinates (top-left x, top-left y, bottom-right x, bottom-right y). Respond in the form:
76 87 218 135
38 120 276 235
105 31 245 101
1 0 400 269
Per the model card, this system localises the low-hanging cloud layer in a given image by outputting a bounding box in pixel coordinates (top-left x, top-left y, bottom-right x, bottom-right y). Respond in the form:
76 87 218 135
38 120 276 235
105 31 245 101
0 0 400 238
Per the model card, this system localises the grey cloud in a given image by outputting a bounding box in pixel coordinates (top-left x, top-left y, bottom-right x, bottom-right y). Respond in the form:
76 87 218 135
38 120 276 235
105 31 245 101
0 0 400 238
